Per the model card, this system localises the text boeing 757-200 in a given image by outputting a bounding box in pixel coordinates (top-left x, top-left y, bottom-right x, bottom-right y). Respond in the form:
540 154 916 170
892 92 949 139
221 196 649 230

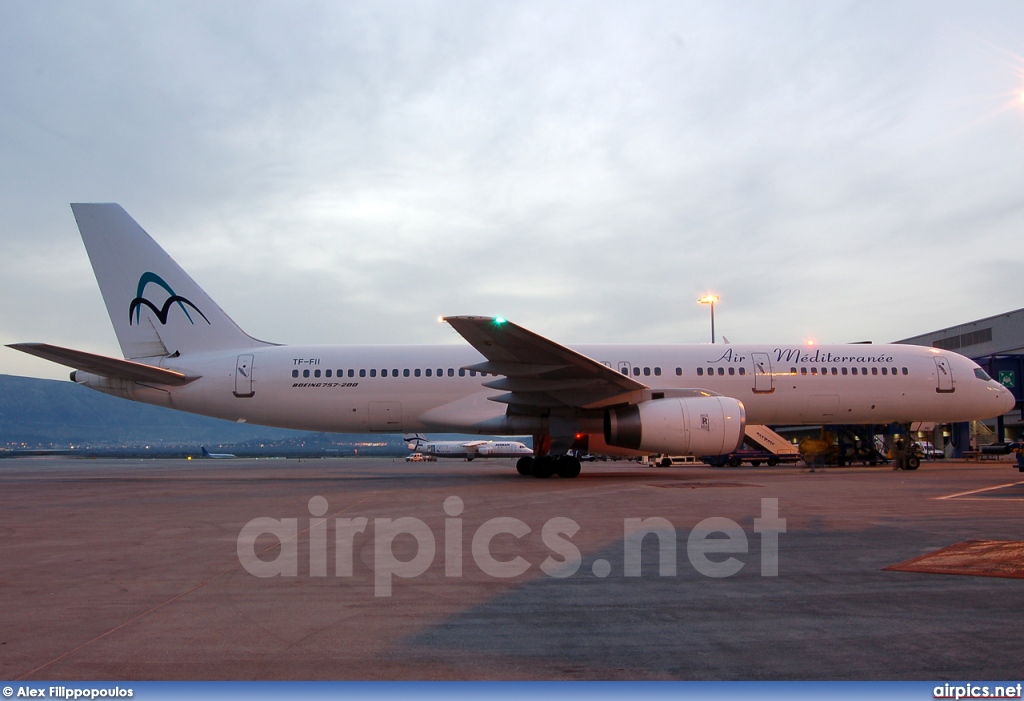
8 204 1015 478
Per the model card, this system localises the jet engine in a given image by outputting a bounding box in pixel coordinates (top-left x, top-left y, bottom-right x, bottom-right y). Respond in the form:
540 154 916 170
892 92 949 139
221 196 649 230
604 396 746 456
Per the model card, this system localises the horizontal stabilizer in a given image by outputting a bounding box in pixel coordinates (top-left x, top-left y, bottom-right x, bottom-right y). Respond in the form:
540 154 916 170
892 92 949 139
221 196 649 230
7 343 198 386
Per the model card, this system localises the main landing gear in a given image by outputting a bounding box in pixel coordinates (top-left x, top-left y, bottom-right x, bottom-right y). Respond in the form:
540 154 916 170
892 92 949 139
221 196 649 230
515 455 582 479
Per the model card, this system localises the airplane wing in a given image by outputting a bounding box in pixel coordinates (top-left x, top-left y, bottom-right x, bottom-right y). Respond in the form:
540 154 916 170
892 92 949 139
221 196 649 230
459 440 489 448
443 316 648 411
7 343 198 386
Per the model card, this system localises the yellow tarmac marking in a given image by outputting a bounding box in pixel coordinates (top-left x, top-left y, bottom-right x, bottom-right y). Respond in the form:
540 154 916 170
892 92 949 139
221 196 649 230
936 481 1024 500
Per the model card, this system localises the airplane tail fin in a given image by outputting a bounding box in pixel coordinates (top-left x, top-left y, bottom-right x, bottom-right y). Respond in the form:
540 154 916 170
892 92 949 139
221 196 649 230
71 203 273 359
201 446 212 457
403 433 428 447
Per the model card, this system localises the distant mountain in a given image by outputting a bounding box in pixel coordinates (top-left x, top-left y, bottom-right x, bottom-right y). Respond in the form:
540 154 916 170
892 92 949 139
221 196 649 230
0 374 404 455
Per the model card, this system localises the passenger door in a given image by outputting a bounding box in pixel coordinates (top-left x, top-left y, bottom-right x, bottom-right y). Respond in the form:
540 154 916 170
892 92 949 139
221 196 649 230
233 354 254 398
752 352 774 394
934 357 955 393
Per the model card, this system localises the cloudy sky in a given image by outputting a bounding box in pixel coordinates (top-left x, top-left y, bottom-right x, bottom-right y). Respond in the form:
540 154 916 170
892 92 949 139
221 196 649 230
3 1 1024 380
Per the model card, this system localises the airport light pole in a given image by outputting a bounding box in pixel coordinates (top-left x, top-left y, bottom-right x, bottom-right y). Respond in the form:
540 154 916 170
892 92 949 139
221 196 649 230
698 294 719 344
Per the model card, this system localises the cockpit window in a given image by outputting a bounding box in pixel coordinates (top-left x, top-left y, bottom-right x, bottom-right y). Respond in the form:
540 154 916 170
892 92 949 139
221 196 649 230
974 368 992 381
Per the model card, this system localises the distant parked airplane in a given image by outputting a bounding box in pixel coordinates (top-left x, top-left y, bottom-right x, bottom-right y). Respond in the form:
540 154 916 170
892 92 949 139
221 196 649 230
404 433 533 460
201 446 237 459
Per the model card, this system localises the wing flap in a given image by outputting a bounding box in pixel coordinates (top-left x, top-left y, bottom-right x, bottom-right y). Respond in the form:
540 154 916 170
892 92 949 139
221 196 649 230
481 377 604 392
8 343 199 386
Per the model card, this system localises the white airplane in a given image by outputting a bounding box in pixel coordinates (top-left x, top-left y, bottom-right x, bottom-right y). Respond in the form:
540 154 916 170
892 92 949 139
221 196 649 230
8 204 1015 479
404 433 533 460
201 446 237 459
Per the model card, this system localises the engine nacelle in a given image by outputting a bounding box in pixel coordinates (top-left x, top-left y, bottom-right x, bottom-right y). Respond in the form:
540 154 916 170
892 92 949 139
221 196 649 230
604 396 746 456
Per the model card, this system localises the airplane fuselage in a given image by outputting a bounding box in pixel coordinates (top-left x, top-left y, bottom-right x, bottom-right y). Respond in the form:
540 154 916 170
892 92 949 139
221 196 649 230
78 341 1009 437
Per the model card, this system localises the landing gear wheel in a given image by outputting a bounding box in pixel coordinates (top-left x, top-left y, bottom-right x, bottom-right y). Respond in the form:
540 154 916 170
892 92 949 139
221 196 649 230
906 456 921 471
516 456 534 476
532 456 555 478
751 461 761 467
556 456 582 478
728 457 741 467
767 457 779 467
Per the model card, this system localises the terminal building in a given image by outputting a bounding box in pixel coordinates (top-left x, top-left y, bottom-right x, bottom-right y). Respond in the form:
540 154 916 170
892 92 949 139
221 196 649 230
896 306 1024 451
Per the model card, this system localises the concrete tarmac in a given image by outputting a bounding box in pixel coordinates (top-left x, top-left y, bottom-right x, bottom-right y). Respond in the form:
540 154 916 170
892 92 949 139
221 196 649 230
1 456 1022 680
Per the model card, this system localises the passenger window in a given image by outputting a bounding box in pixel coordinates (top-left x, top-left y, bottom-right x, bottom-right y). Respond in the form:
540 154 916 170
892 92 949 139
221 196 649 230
643 367 651 376
675 367 682 376
902 368 908 375
811 368 817 376
620 368 628 375
415 369 421 377
841 367 847 375
459 368 466 377
654 367 661 376
393 369 398 377
852 367 858 375
425 369 432 377
633 367 640 376
697 367 704 376
739 367 745 376
718 367 725 376
292 369 299 378
871 367 878 376
437 368 443 377
470 370 476 377
801 368 807 375
447 368 454 377
728 367 735 376
403 369 410 377
790 367 797 375
314 369 321 378
348 369 354 378
303 369 310 378
881 367 888 376
892 367 898 376
370 369 377 377
831 368 837 375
